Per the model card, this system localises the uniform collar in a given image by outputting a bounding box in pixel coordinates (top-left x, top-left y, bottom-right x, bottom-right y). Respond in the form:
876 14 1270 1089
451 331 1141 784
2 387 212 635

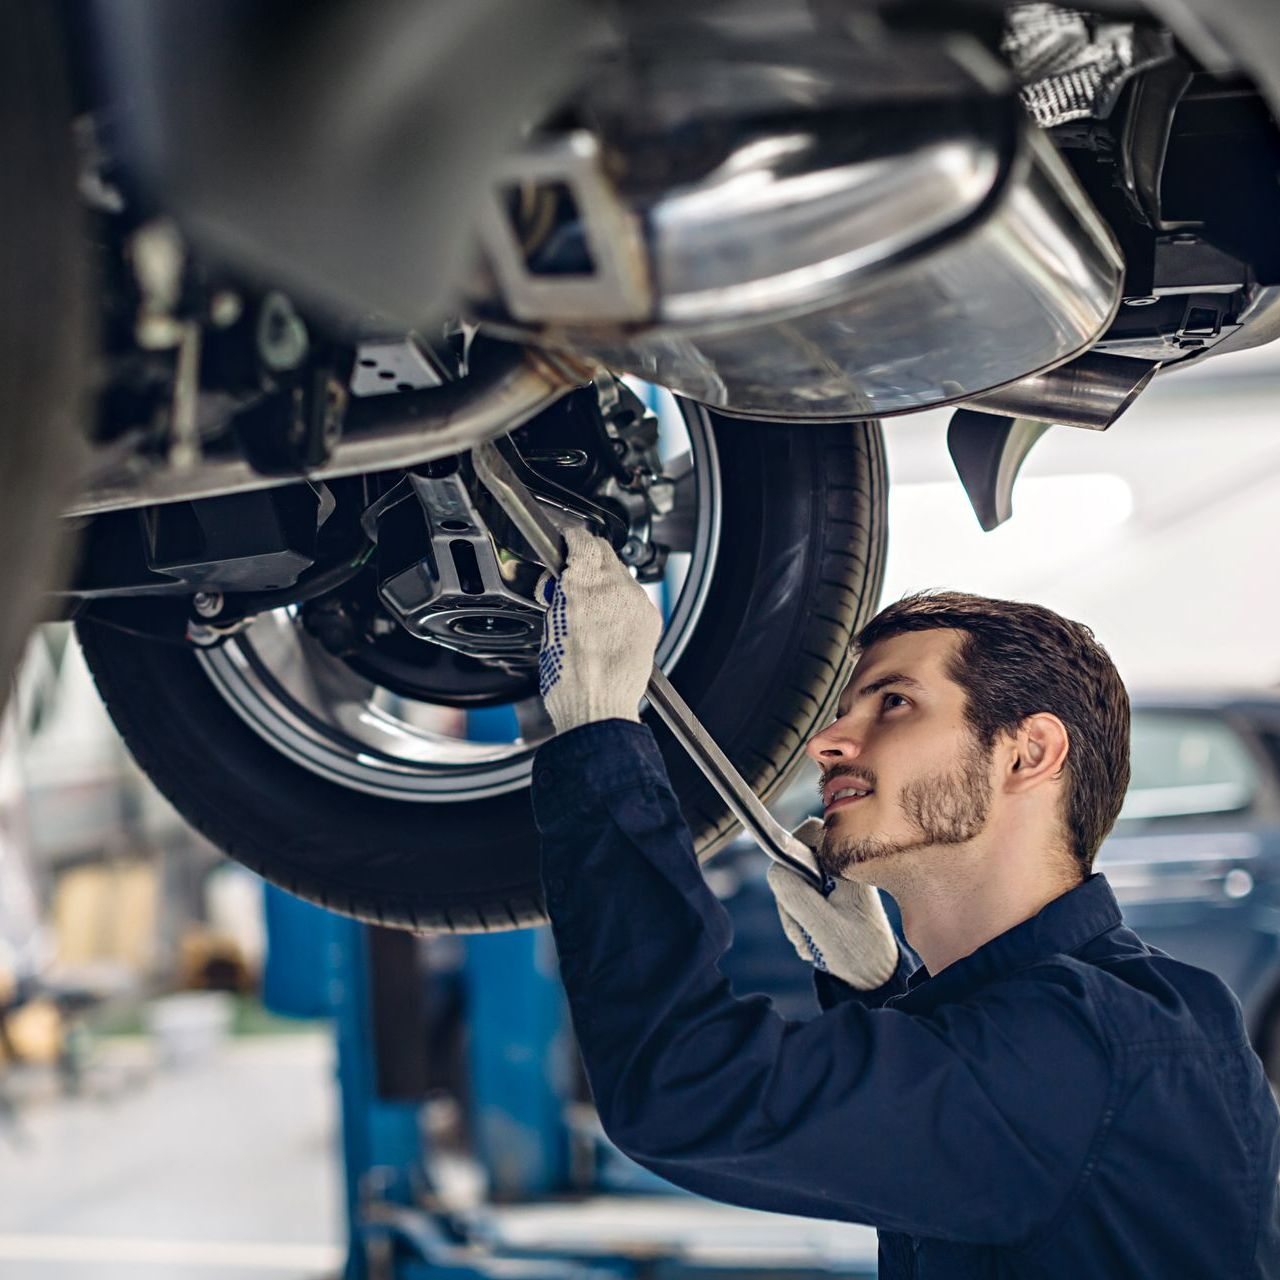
892 873 1122 1014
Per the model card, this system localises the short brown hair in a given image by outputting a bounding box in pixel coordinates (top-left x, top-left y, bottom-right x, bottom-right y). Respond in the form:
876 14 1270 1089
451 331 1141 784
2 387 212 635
854 592 1130 875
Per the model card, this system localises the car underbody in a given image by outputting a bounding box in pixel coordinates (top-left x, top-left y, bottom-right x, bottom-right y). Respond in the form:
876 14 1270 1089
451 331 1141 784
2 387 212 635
7 0 1280 928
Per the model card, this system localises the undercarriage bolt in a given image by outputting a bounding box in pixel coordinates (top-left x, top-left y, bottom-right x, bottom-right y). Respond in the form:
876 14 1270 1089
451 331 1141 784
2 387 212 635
619 536 646 565
257 292 309 372
192 590 224 618
209 290 243 328
635 543 670 584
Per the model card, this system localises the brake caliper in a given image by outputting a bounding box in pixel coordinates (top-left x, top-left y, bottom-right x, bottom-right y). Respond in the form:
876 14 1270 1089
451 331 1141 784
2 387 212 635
591 375 674 584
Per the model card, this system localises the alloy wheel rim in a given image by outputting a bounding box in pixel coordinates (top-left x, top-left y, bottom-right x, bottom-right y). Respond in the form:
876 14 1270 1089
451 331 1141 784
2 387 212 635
197 397 722 801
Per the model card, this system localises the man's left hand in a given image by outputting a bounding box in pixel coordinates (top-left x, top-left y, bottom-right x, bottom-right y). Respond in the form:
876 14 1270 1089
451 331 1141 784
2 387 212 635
768 818 901 990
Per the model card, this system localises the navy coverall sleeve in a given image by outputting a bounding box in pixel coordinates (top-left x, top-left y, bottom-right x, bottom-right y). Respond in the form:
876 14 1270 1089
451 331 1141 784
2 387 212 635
533 721 1114 1245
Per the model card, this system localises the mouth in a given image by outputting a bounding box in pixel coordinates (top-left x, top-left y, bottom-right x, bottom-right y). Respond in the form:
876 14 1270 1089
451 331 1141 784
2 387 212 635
823 783 874 816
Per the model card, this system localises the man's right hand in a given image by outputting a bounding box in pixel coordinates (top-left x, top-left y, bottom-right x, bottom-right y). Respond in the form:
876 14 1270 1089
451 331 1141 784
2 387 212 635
767 818 900 990
537 526 663 736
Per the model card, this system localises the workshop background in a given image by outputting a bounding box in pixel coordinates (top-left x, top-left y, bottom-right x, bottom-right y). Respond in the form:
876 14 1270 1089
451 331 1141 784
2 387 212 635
0 342 1276 1280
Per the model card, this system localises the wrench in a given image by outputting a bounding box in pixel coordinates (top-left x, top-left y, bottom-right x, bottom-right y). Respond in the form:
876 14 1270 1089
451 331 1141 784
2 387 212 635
472 439 826 889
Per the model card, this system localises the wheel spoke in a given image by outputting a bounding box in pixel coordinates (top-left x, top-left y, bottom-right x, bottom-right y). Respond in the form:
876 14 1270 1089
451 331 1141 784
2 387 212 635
513 693 554 745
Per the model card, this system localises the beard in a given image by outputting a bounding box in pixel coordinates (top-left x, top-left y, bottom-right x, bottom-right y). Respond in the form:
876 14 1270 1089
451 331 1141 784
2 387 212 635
817 737 993 880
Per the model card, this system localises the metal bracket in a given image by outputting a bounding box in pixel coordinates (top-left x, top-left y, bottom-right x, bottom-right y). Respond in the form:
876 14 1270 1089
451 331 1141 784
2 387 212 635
478 131 653 325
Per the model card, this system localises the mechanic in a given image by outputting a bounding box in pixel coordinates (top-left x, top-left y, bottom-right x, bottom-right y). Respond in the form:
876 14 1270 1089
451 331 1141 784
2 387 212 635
530 528 1280 1278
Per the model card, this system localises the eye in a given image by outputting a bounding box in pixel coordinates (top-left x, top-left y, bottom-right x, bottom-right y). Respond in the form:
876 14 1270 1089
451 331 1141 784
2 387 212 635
881 691 910 712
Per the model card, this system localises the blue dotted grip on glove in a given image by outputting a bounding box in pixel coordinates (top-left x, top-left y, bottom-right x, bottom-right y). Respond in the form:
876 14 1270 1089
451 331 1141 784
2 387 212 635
798 923 829 973
538 576 568 699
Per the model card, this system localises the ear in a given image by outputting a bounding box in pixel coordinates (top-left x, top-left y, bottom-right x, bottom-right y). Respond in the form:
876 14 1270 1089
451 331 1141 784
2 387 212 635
1003 712 1070 794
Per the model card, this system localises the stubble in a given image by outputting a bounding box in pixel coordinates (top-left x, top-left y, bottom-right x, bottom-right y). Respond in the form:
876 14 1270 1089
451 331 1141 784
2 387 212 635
817 738 993 880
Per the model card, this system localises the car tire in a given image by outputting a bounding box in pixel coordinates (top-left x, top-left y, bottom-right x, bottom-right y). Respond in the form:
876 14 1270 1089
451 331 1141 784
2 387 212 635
77 411 887 932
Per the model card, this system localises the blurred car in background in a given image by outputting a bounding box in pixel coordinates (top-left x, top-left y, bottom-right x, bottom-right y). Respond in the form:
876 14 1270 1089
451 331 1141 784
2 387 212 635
717 692 1280 1084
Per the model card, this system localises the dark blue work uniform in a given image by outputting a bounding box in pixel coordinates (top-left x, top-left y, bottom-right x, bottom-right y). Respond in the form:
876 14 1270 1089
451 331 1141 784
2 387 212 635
532 720 1280 1279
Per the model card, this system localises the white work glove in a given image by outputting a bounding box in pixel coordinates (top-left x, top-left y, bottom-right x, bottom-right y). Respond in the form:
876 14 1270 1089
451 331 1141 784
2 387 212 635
767 818 900 990
538 526 663 735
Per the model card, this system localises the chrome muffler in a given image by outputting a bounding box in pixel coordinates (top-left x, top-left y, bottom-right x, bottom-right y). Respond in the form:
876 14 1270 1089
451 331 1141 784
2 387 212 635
467 37 1125 422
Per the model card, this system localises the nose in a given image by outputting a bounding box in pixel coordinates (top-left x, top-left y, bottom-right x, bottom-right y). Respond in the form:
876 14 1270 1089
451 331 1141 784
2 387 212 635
805 714 862 766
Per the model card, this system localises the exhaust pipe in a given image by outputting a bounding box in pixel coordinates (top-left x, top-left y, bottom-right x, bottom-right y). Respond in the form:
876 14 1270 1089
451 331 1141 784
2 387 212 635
65 343 590 518
948 351 1160 533
960 352 1159 431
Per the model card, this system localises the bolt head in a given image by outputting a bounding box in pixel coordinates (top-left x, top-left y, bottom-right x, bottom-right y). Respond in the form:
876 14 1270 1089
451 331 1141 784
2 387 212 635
257 292 309 371
192 591 224 618
209 291 243 328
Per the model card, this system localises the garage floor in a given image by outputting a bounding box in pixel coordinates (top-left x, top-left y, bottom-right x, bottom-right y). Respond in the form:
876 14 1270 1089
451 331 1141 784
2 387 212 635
0 1031 881 1278
0 1034 343 1280
480 1197 880 1271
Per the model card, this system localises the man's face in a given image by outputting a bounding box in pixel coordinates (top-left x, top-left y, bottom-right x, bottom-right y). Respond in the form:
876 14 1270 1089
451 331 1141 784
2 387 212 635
804 629 994 880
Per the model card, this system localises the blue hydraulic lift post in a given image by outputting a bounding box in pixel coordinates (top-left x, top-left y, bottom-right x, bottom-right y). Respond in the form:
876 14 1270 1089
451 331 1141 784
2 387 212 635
328 913 425 1280
462 704 575 1200
459 925 574 1198
264 883 425 1279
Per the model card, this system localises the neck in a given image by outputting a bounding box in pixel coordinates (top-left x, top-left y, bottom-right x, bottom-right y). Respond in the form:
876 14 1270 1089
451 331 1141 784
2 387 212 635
879 842 1080 974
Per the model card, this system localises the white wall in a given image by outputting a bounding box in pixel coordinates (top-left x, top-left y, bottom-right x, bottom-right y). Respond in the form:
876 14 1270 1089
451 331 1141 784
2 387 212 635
880 347 1280 690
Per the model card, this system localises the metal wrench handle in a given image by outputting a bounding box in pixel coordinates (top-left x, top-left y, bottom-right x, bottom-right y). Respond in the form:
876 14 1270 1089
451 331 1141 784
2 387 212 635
643 667 825 886
472 439 825 889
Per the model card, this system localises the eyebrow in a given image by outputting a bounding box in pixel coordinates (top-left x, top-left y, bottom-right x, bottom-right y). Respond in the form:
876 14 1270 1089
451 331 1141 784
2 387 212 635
836 673 924 717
